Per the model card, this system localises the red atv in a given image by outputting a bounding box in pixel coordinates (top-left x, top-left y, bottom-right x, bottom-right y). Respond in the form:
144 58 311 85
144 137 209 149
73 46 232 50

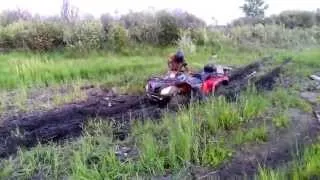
145 64 231 107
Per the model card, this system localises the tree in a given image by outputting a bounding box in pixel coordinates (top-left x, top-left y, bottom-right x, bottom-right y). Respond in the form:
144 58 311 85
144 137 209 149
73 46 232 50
240 0 269 18
60 0 79 23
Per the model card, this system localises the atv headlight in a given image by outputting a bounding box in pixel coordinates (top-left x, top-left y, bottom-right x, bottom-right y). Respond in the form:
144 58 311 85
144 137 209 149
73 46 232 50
160 86 176 96
145 84 149 91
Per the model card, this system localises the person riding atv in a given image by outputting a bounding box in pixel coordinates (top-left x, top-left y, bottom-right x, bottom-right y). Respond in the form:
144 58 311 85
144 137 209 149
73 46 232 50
167 50 190 73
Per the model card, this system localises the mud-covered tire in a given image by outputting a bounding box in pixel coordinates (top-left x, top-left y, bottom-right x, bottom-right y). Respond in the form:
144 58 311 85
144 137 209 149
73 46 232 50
167 94 190 110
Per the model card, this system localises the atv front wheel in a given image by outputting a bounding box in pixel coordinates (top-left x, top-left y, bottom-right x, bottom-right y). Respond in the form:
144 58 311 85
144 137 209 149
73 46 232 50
167 94 190 110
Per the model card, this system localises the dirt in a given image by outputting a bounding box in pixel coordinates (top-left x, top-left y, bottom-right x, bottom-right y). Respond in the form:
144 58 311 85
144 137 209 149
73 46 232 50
0 84 88 121
0 93 164 158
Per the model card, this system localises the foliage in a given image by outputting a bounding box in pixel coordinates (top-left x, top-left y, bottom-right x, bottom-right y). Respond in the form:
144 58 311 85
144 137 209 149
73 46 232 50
156 11 180 46
64 20 103 52
231 10 320 28
240 0 269 18
106 23 129 51
228 24 320 48
0 9 32 26
0 21 64 51
278 10 316 28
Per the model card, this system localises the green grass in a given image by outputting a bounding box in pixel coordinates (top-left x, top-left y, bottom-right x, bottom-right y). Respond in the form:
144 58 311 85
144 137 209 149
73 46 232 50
272 111 290 128
0 45 266 90
268 88 312 112
233 126 268 145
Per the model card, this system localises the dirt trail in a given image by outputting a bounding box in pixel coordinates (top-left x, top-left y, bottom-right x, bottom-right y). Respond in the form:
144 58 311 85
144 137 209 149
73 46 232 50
0 94 163 158
0 57 285 160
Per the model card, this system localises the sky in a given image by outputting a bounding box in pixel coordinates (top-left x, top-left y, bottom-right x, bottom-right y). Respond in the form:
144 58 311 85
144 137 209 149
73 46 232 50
1 0 320 25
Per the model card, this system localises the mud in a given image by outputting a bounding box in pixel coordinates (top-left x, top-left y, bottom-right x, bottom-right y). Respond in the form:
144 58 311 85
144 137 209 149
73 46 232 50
0 94 163 158
0 57 287 160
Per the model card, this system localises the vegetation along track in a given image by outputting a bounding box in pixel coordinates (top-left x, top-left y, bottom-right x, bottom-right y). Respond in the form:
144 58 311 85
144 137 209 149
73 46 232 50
0 57 287 159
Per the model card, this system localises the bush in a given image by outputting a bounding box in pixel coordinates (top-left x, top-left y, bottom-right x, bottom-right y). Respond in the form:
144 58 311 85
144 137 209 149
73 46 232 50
278 10 316 28
128 24 160 44
28 22 64 51
228 24 320 48
0 21 64 51
189 28 208 46
64 20 103 52
106 23 129 51
231 17 265 26
100 13 114 35
177 31 196 54
171 9 206 29
0 21 29 49
156 11 180 46
230 10 319 29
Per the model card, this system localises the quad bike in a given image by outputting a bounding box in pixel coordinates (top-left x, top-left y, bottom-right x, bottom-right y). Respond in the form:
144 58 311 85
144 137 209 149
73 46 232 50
145 64 231 108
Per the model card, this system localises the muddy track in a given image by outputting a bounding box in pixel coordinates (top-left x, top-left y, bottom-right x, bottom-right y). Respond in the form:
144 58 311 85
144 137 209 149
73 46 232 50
0 95 162 158
0 57 284 159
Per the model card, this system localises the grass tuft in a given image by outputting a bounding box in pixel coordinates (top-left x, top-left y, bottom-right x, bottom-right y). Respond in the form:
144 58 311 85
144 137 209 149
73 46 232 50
272 111 290 128
234 126 268 145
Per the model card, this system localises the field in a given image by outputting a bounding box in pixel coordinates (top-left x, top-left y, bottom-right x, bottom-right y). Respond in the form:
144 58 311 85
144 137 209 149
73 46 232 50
0 7 320 179
0 42 319 179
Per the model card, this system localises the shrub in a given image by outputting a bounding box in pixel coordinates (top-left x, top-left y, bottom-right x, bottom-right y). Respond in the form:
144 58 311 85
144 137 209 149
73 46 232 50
156 11 180 46
177 31 196 54
0 21 64 51
278 10 316 28
100 13 114 35
228 24 320 48
0 21 29 49
27 22 64 51
231 17 265 26
171 9 206 29
190 28 208 46
106 23 129 51
64 20 103 52
128 24 160 44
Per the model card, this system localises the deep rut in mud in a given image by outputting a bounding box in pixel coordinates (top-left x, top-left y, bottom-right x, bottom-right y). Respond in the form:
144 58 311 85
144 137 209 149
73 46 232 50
0 57 294 178
0 95 162 158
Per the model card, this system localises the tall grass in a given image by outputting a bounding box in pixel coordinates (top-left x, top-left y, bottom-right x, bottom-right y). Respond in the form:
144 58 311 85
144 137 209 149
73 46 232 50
0 45 264 90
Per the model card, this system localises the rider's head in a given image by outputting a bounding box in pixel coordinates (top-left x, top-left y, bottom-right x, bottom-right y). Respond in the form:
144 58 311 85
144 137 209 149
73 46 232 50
204 64 216 73
175 50 184 63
